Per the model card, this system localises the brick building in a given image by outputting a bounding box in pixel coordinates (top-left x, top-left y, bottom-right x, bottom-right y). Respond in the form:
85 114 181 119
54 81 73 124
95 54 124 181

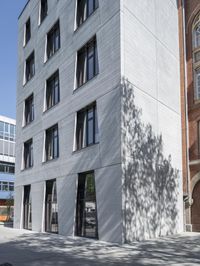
179 0 200 231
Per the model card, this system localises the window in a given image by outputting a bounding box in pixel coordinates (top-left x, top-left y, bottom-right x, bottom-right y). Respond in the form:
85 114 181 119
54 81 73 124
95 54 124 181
2 182 8 191
0 122 16 142
75 102 99 150
23 185 32 230
4 123 9 140
193 15 200 101
46 71 60 110
9 182 14 191
45 179 58 233
195 69 200 100
24 18 31 46
194 24 200 49
40 0 48 24
24 139 33 169
45 124 59 161
76 0 98 28
25 52 35 83
0 122 3 139
10 124 15 141
76 36 98 88
46 21 60 60
0 181 14 192
24 94 34 125
0 162 15 174
76 171 98 238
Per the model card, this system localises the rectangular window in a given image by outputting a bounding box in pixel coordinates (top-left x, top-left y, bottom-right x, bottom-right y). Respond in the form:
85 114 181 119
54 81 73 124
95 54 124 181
45 124 59 161
46 21 60 60
0 181 13 192
40 0 48 24
46 71 60 110
24 139 33 169
76 171 98 239
0 122 3 139
2 182 8 191
45 179 58 233
24 94 34 125
0 162 15 174
76 36 98 88
0 122 15 142
76 0 98 28
75 103 98 150
23 185 32 230
24 18 31 45
25 52 35 83
10 124 15 141
4 123 9 140
9 182 14 191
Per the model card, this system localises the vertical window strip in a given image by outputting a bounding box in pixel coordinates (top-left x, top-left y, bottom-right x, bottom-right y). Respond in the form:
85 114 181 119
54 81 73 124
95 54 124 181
75 103 98 150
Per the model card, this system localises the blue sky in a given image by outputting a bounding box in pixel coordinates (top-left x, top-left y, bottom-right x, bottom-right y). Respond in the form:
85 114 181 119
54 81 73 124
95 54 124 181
0 0 27 119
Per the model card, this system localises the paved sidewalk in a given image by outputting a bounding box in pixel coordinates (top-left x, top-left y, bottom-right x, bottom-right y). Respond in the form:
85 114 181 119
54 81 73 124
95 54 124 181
0 227 200 266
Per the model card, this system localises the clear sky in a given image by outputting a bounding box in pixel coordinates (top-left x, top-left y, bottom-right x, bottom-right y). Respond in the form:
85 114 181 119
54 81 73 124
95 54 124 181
0 0 27 120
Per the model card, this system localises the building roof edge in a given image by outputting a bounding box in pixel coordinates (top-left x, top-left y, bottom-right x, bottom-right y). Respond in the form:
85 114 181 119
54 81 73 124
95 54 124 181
18 0 30 20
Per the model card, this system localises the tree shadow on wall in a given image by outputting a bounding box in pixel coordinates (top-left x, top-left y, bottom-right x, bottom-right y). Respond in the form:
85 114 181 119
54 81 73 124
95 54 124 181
121 78 180 243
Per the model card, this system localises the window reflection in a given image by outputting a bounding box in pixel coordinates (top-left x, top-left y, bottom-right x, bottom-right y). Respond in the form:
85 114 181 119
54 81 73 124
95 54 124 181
76 172 98 239
45 179 58 233
23 185 32 230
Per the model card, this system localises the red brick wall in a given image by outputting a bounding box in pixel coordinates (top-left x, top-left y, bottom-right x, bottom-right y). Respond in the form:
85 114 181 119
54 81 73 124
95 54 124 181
184 0 200 171
191 180 200 231
178 0 190 194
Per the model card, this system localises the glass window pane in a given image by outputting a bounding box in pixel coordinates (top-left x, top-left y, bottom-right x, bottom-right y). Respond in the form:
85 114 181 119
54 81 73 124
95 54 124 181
87 0 94 16
24 185 32 230
76 172 98 238
87 108 94 145
45 180 58 233
95 106 99 142
76 111 85 149
87 55 94 80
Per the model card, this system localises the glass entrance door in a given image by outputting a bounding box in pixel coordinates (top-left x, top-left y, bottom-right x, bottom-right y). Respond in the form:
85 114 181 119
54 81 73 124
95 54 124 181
23 185 32 230
76 172 98 238
45 180 58 233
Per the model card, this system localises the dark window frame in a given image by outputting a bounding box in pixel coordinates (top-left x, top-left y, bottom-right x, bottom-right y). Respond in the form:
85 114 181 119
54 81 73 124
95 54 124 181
24 18 31 45
40 0 48 24
76 36 98 88
75 171 98 239
46 70 60 110
23 185 32 230
24 139 33 169
76 0 98 28
45 179 58 233
45 124 59 161
24 94 34 126
46 21 60 60
0 162 15 174
25 52 35 83
76 102 98 150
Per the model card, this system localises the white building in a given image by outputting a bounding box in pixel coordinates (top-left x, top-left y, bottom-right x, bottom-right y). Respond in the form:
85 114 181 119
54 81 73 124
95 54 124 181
15 0 183 243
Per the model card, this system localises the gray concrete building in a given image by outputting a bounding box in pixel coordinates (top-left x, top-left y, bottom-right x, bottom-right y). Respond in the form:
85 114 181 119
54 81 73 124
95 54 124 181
15 0 183 243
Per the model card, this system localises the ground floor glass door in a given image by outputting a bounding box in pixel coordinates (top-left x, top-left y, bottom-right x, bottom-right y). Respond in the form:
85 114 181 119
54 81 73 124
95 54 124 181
45 179 58 233
76 172 98 239
23 185 32 230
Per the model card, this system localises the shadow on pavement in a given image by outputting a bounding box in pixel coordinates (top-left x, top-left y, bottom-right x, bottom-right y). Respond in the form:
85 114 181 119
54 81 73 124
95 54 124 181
0 231 200 265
